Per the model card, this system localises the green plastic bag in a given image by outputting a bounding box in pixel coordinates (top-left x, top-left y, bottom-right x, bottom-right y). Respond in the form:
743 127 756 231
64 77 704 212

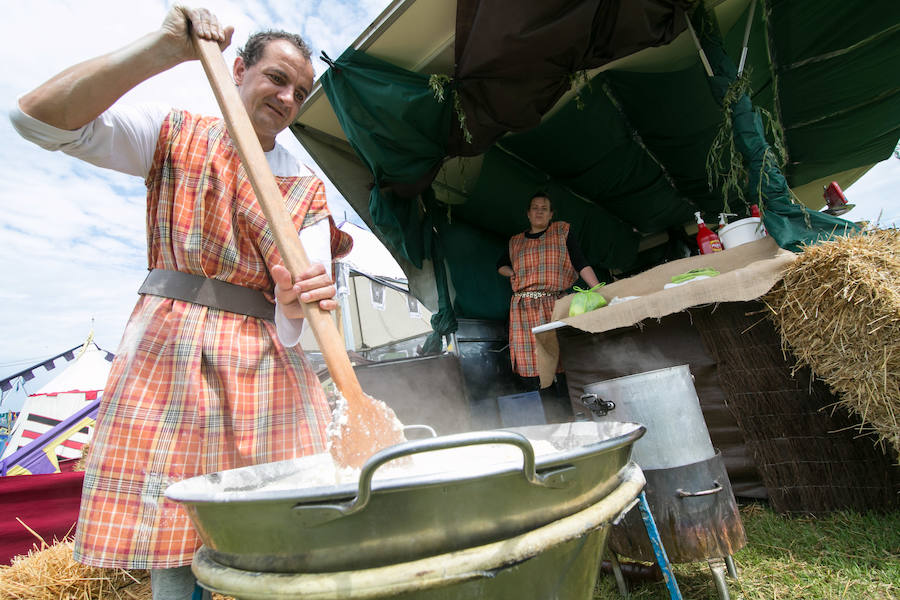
569 283 607 317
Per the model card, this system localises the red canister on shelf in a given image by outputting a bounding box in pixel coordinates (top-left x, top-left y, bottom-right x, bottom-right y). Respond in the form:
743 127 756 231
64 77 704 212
694 212 723 254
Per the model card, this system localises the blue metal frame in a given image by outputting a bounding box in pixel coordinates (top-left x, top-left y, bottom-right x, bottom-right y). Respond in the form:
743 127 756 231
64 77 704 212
637 491 683 600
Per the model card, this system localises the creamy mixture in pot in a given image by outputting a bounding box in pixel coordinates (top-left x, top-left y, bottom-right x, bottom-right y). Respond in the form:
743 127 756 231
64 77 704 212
260 438 562 492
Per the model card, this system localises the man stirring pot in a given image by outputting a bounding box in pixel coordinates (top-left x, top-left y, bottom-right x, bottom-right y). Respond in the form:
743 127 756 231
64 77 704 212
10 6 350 598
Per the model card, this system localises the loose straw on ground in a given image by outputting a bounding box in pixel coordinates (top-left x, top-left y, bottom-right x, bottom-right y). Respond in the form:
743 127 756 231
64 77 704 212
0 528 234 599
764 228 900 461
1 455 234 599
0 520 144 599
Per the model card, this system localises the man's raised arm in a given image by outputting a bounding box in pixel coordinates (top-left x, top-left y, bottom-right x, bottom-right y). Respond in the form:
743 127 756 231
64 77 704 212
18 5 233 130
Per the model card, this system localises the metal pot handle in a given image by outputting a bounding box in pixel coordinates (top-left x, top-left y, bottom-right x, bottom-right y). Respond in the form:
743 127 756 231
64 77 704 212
402 424 437 438
580 393 616 417
293 430 573 526
676 480 723 498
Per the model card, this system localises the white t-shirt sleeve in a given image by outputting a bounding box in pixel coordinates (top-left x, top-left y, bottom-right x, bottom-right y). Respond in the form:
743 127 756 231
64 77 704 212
9 100 168 178
274 218 334 347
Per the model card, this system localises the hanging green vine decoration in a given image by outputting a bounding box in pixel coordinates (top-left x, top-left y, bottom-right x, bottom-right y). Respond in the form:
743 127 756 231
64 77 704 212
428 74 449 102
706 68 787 216
569 70 592 111
706 72 751 215
429 74 473 144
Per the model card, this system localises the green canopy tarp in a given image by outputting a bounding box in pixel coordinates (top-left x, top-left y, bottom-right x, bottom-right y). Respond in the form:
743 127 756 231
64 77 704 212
305 0 899 327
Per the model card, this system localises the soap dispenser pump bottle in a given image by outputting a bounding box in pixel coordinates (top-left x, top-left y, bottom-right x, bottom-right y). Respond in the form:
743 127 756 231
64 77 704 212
695 211 724 254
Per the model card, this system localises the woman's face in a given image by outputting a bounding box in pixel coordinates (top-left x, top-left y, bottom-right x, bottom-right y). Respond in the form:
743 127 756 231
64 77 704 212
527 196 553 231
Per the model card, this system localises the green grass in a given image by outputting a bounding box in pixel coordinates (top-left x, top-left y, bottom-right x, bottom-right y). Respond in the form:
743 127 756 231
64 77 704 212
594 503 900 599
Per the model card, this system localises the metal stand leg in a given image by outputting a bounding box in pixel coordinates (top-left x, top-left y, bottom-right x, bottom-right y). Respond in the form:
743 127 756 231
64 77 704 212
607 551 630 598
725 554 739 579
637 492 682 600
708 557 731 600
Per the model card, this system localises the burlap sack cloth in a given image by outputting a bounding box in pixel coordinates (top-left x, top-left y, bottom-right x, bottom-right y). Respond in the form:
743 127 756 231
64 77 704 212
535 237 797 388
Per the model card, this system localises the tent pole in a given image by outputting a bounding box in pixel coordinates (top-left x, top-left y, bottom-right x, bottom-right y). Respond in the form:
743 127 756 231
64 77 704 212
684 11 714 77
737 0 758 76
335 261 356 351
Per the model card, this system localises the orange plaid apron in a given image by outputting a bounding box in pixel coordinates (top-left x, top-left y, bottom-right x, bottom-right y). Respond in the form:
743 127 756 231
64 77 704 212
508 221 577 377
73 110 349 569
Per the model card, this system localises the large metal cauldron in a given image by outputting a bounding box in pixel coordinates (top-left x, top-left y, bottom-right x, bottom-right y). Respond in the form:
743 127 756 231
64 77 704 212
190 464 647 600
166 421 644 574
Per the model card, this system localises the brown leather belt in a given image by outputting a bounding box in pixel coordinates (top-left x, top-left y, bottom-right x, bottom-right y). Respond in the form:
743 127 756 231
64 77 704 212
138 269 274 321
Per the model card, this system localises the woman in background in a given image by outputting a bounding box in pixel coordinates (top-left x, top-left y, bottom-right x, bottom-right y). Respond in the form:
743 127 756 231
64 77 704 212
498 192 600 390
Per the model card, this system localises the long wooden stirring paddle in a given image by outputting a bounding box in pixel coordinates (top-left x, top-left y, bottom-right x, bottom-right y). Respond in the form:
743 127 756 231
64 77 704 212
192 36 406 468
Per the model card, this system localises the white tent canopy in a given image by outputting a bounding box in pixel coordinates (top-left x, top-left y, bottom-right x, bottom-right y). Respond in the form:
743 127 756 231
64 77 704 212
1 344 111 461
338 221 406 281
34 345 112 395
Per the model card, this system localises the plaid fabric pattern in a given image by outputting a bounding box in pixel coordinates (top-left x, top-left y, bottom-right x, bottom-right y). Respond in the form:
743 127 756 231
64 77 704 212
73 110 339 569
508 221 577 377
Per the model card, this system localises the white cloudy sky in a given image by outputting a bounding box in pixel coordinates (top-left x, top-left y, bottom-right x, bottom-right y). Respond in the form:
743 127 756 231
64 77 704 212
1 0 898 390
0 0 391 386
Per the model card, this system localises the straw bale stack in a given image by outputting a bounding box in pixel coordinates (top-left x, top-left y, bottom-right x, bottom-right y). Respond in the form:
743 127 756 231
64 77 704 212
0 537 147 599
764 229 900 462
15 449 235 598
0 526 237 599
0 539 239 599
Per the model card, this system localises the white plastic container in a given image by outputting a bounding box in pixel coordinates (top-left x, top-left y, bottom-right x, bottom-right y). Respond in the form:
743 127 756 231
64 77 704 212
718 217 766 249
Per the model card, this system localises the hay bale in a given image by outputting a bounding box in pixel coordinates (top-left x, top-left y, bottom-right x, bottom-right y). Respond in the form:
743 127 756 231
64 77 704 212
0 540 235 599
0 537 145 599
765 229 900 461
0 524 235 599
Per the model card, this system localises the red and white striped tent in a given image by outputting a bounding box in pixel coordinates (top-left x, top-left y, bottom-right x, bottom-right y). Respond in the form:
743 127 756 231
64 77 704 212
0 344 111 462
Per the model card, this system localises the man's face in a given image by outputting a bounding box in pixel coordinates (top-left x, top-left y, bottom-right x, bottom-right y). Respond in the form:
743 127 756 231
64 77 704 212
233 39 314 150
527 196 553 231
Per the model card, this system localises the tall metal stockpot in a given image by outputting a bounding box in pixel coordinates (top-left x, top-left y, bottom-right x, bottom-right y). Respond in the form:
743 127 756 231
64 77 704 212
580 365 746 567
580 364 715 469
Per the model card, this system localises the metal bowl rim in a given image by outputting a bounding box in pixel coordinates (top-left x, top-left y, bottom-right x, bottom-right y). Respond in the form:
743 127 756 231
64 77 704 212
165 421 645 505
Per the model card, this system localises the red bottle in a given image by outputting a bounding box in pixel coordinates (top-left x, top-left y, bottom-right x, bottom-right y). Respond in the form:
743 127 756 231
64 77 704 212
695 212 723 254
